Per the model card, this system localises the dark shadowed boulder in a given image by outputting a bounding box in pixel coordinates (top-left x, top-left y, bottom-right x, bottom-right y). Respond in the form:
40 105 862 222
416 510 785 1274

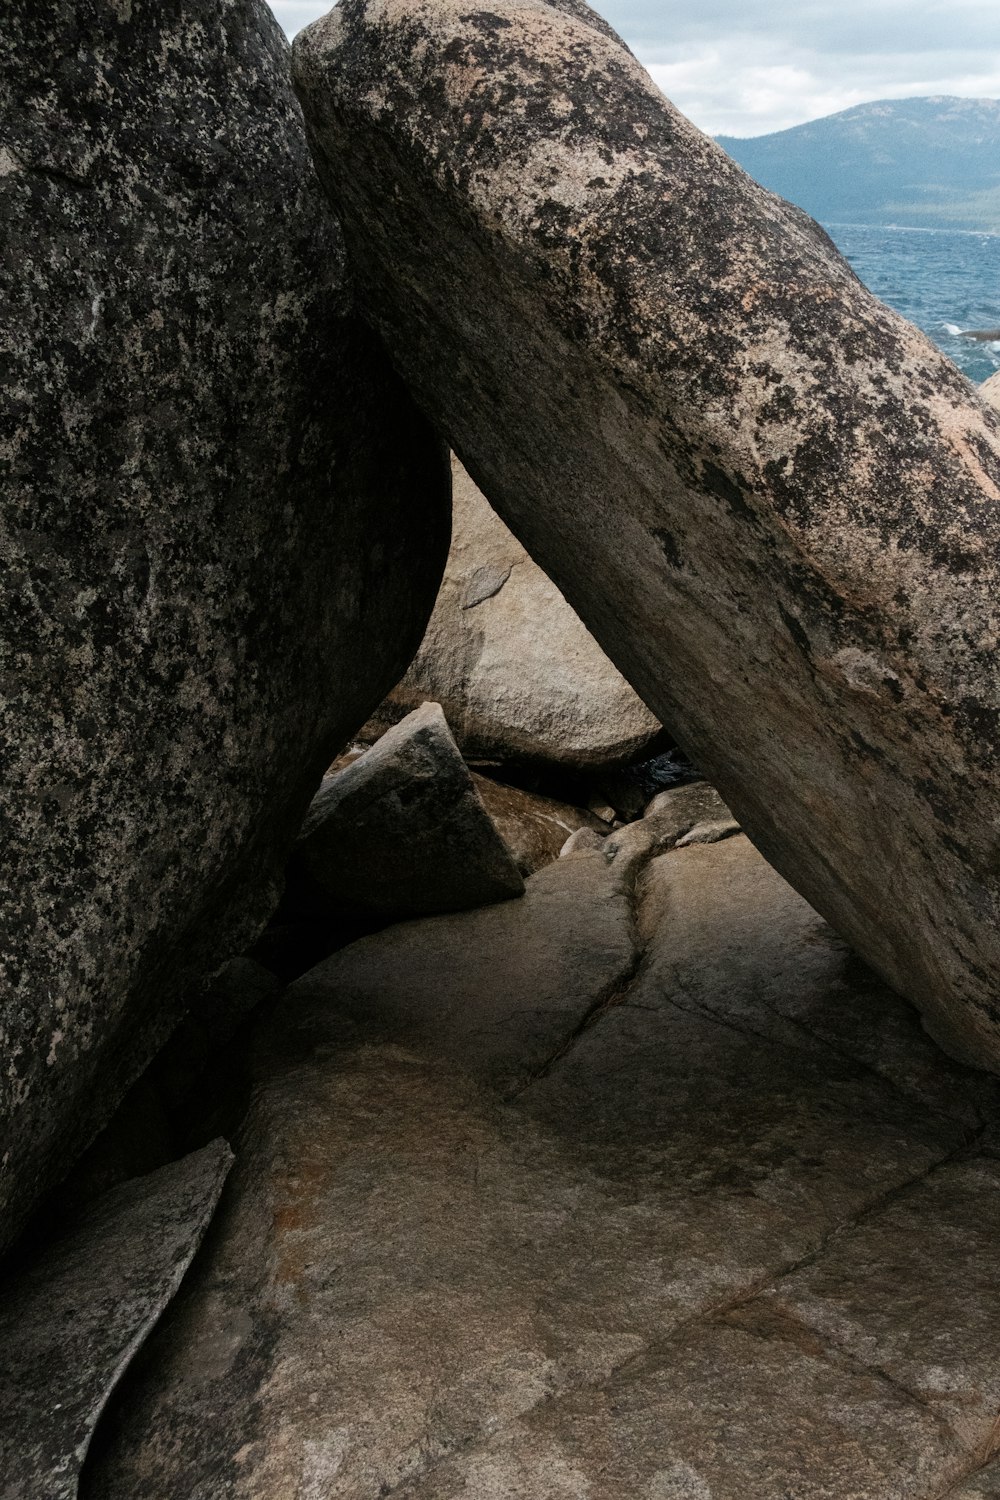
295 702 524 917
0 0 449 1253
294 0 1000 1070
0 1141 232 1499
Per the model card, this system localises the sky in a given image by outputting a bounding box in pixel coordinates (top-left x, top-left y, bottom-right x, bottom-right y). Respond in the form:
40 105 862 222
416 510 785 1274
269 0 1000 137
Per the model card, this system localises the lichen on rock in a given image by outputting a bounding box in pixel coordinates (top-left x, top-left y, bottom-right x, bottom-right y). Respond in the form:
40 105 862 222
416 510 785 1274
294 0 1000 1072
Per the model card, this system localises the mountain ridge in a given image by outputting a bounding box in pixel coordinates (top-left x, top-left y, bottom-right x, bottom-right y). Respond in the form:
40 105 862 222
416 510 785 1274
718 96 1000 232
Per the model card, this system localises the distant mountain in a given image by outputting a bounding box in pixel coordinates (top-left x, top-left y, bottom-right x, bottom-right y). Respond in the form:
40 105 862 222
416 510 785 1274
718 97 1000 232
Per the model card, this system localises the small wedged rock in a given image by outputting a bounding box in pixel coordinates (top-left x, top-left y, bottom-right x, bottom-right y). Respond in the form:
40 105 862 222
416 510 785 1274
295 0 1000 1071
294 703 524 917
471 774 606 875
363 456 660 767
0 1140 232 1500
0 0 449 1250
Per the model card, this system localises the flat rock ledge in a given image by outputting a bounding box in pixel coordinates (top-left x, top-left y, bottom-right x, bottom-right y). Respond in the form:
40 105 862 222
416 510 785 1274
86 794 1000 1500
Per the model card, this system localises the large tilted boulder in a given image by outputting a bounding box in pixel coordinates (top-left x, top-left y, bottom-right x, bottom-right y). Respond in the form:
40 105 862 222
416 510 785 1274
294 0 1000 1069
364 455 660 767
0 0 449 1252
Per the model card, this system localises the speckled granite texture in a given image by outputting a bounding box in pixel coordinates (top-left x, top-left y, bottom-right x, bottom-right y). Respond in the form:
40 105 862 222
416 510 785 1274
0 0 450 1253
293 0 1000 1072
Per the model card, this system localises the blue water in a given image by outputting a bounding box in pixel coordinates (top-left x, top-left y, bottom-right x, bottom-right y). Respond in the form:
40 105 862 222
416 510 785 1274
824 223 1000 385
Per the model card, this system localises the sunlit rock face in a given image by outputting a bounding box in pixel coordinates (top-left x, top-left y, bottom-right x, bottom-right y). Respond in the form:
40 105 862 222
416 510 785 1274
0 0 449 1253
364 456 662 769
294 0 1000 1072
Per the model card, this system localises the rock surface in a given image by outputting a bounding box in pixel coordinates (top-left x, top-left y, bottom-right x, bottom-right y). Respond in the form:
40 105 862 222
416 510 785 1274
0 1140 232 1499
294 0 1000 1071
471 773 606 875
0 0 449 1250
364 456 660 767
85 823 1000 1499
944 1461 1000 1499
295 703 524 917
980 370 1000 408
642 779 739 847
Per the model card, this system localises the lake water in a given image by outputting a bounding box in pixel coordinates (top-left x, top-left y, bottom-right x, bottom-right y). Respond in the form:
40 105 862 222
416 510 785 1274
824 223 1000 385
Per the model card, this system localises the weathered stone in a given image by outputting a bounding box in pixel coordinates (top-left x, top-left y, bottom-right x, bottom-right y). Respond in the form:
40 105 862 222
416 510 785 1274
294 0 1000 1072
295 703 524 917
390 1312 967 1499
634 835 1000 1129
290 819 641 1090
0 1140 232 1500
981 370 1000 409
761 1157 1000 1449
558 825 608 857
86 826 1000 1499
363 456 660 767
642 780 739 848
943 1459 1000 1498
471 773 606 875
590 746 702 823
0 0 449 1250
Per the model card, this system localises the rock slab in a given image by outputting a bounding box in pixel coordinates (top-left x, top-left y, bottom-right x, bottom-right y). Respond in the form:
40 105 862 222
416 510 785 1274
0 0 449 1250
295 702 524 917
0 1140 232 1500
84 827 1000 1499
294 0 1000 1071
365 455 660 767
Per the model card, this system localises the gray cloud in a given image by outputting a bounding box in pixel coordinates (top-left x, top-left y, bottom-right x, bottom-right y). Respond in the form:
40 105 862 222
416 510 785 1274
600 0 999 61
268 0 1000 135
269 1 327 36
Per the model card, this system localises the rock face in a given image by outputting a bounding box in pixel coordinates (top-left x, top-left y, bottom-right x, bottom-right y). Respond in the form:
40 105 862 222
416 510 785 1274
0 1140 232 1499
295 703 524 918
85 820 1000 1499
980 370 1000 408
364 456 660 767
294 0 1000 1071
0 0 449 1252
471 773 607 875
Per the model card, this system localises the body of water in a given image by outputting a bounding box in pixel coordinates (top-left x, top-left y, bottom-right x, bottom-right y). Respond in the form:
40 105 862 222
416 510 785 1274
824 223 1000 385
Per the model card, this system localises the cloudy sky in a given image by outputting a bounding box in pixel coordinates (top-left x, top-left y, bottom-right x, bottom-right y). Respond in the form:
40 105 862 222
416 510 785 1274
269 0 1000 137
